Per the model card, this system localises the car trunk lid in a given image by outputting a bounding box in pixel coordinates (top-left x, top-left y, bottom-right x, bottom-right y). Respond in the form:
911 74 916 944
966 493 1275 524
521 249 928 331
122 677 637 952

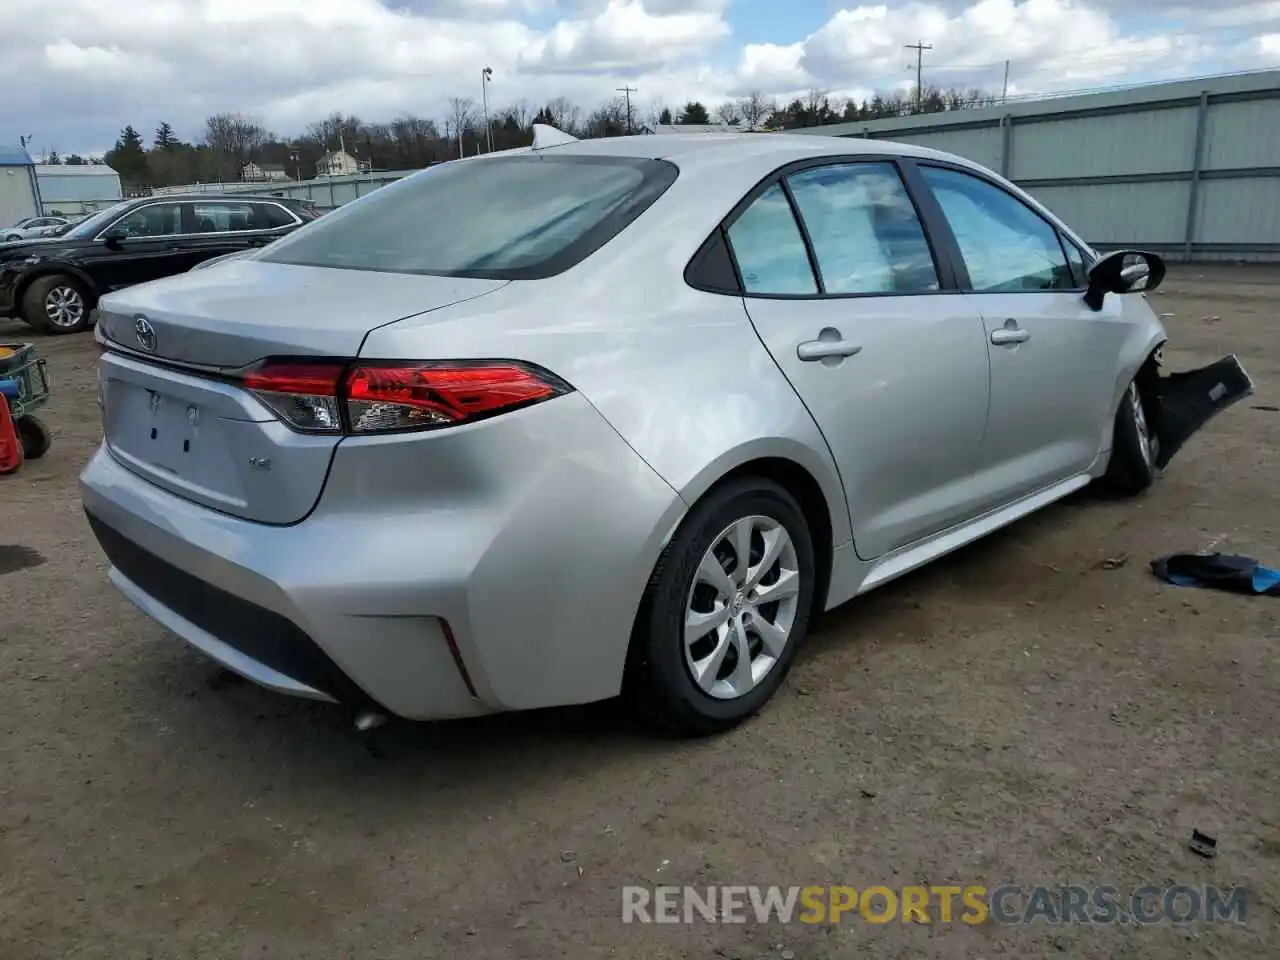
96 262 508 524
96 260 507 369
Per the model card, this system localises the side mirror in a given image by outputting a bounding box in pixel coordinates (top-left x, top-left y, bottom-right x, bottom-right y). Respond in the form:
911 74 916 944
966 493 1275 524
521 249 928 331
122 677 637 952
1082 249 1166 310
102 229 127 248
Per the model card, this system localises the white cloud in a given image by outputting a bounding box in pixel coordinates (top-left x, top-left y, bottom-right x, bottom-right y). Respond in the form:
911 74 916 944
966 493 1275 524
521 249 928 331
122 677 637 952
0 0 1276 157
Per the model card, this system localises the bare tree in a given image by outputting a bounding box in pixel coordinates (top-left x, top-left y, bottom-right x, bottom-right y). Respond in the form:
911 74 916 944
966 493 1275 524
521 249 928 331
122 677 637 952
736 91 776 130
715 101 743 125
543 96 581 135
204 113 266 161
583 98 629 138
203 113 267 179
447 97 476 135
507 99 532 130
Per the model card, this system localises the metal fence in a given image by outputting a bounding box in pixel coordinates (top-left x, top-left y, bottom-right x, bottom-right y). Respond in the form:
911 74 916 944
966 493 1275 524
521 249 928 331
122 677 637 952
150 170 415 208
792 70 1280 262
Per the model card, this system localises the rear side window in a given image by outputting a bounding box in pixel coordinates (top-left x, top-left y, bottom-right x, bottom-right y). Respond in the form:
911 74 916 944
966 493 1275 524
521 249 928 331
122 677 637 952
192 202 256 233
725 184 817 295
260 155 678 279
257 203 301 228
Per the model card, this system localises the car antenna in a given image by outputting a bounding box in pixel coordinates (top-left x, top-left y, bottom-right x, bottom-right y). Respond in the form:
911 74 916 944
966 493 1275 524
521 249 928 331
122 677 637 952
531 124 579 151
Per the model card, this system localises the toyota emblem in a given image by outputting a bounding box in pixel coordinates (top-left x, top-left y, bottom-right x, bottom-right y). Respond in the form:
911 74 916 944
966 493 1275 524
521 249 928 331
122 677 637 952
134 316 157 352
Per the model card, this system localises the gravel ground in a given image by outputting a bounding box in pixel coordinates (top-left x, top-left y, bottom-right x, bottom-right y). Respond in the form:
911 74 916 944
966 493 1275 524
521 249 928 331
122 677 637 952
1 264 1278 959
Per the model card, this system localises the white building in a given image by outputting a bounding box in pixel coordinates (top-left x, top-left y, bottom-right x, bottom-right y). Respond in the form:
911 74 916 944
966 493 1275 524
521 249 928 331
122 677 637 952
34 163 123 216
241 161 292 182
315 150 363 177
0 144 40 225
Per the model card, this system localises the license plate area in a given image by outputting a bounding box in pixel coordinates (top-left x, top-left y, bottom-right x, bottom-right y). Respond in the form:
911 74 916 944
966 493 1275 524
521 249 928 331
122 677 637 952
105 380 249 510
139 387 205 474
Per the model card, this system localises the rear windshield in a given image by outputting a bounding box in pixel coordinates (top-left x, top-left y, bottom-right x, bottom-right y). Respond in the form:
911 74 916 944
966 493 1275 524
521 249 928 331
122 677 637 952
259 154 678 280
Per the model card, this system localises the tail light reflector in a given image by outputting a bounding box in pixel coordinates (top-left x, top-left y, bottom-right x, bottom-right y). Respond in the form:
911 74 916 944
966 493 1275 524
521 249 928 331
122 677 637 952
238 358 570 435
242 362 347 433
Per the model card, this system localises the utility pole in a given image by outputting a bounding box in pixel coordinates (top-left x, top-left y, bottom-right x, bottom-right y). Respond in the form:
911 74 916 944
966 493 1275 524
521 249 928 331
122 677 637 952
616 85 638 134
904 40 932 113
481 66 494 152
1002 60 1011 103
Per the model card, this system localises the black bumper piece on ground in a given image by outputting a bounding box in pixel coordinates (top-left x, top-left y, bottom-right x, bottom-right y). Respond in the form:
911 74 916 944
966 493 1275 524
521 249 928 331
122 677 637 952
85 510 371 707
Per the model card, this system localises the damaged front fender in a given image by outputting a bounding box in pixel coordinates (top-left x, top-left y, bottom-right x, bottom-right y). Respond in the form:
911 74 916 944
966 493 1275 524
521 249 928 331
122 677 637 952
1150 353 1254 470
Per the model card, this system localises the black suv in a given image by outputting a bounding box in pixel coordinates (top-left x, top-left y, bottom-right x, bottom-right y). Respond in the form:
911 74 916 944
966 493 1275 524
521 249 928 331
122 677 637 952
0 194 320 334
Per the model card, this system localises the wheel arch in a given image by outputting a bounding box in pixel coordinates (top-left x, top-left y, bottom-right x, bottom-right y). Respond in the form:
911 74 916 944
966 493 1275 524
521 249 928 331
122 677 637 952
15 264 101 320
1101 330 1167 454
648 442 846 624
622 448 841 710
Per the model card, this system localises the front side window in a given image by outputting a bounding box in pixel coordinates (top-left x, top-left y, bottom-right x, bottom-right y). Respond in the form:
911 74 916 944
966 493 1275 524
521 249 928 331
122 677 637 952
920 166 1074 293
111 204 183 238
260 155 677 279
725 183 817 295
785 162 939 294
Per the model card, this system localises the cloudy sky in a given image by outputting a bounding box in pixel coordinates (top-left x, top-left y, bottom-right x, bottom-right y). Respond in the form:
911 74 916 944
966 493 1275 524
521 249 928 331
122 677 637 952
2 0 1278 157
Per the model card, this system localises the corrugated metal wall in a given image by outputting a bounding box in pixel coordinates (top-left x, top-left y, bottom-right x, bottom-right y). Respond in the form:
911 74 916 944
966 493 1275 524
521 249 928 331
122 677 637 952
792 71 1280 261
0 165 40 225
35 166 125 214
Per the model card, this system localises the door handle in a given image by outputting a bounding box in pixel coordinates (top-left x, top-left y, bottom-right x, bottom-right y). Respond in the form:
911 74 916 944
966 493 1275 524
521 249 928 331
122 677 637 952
990 324 1030 346
797 338 862 362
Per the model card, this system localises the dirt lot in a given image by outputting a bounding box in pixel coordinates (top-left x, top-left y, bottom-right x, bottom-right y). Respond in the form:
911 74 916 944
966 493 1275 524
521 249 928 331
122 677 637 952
1 264 1278 959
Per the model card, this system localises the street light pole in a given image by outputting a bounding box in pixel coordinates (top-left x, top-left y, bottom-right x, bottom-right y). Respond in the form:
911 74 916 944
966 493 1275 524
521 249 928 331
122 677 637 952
481 67 494 153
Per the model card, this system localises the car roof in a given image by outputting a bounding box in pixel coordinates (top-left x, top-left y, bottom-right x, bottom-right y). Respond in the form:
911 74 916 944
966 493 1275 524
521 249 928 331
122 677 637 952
137 194 305 203
535 131 961 167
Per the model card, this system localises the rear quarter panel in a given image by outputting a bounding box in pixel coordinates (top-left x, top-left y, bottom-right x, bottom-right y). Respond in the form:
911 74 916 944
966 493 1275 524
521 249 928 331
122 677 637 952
359 161 855 554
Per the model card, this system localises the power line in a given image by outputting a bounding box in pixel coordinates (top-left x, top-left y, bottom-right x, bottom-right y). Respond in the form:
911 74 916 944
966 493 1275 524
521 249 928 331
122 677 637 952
904 40 932 113
617 85 637 134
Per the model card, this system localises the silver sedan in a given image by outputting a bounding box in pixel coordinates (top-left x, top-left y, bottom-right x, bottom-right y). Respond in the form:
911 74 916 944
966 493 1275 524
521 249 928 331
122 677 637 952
80 129 1251 735
2 216 70 243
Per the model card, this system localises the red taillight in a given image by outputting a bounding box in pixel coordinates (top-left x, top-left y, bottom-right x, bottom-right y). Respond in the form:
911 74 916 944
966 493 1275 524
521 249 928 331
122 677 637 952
239 358 568 435
345 362 560 433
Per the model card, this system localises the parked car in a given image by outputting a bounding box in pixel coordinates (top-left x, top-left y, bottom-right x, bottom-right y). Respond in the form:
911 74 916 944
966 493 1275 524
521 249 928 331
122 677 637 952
0 195 321 333
80 130 1251 736
2 216 71 243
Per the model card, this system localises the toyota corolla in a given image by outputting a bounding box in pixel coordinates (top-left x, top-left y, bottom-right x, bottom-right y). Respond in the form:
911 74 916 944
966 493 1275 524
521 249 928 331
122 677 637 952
80 128 1251 735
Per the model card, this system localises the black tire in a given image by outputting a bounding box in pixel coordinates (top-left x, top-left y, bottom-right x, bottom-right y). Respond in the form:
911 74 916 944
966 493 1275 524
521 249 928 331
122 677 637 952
626 477 817 736
16 415 51 460
3 234 20 243
21 274 94 335
1104 378 1159 495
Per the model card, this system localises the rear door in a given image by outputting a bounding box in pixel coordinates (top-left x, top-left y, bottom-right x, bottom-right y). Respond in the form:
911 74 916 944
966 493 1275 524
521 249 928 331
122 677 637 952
175 200 269 270
728 159 993 561
914 163 1131 506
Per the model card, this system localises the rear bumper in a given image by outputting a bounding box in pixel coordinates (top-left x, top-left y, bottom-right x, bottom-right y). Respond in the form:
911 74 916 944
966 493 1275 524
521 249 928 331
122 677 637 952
79 393 686 720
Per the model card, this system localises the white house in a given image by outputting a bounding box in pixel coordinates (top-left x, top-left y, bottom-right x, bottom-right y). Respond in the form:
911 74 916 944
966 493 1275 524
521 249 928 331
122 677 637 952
241 161 291 182
315 150 362 177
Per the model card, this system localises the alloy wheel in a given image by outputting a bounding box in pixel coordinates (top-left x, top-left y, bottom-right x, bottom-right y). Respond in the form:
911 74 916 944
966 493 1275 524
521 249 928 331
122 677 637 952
44 286 85 329
1129 381 1152 466
683 515 801 700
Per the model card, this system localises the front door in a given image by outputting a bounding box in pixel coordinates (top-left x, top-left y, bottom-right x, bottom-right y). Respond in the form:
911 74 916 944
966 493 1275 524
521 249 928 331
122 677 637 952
916 164 1131 506
96 201 188 289
728 160 992 561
